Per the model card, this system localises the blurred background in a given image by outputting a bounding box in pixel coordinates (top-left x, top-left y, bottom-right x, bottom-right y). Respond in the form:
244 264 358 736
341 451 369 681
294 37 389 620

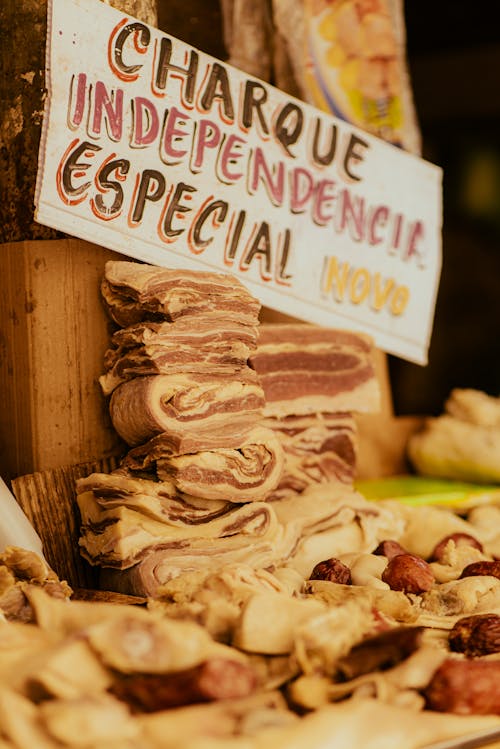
157 0 500 416
390 0 500 414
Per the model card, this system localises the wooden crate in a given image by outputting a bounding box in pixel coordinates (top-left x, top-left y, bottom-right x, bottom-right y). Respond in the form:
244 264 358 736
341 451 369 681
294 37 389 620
11 456 120 589
0 239 126 482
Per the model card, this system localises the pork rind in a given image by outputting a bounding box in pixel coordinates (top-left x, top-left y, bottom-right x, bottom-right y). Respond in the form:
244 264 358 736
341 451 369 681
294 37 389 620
101 261 261 328
109 371 265 448
0 547 71 623
100 314 259 396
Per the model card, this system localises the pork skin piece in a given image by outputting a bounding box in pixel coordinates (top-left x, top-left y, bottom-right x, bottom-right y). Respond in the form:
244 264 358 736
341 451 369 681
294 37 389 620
77 494 294 579
76 472 234 525
100 314 259 395
109 370 265 447
126 426 285 502
249 324 380 417
262 413 358 500
101 261 261 327
97 518 299 597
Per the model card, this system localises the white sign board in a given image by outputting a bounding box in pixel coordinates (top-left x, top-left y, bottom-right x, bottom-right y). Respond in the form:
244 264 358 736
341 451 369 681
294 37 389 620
36 0 442 364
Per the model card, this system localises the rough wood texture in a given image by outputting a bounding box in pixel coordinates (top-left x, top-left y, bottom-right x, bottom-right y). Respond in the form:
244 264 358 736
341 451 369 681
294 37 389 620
158 0 225 59
104 0 157 27
0 0 157 243
11 456 120 589
0 239 126 482
0 0 59 243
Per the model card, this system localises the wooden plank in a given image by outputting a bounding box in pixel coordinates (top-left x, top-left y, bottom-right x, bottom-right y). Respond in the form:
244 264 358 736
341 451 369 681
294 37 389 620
0 239 126 481
71 588 147 605
11 456 120 589
0 0 58 243
157 0 225 59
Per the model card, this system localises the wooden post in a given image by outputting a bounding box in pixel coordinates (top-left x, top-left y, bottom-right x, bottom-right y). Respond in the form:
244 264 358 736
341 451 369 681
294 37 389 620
0 239 127 482
0 0 157 244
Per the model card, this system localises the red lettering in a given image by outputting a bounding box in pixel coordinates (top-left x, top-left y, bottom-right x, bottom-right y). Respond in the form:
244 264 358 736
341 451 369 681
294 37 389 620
90 80 124 141
68 73 87 130
191 119 221 171
217 133 245 183
313 179 336 225
249 147 284 207
160 106 191 164
368 205 389 245
131 97 160 147
290 167 314 214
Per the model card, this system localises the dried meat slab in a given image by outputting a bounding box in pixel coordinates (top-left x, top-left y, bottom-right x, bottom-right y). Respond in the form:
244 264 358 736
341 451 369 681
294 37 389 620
96 536 296 598
123 426 285 503
101 261 261 327
76 472 234 525
100 314 259 395
262 413 358 500
94 483 402 596
97 516 300 597
109 371 265 447
77 486 290 574
249 324 380 417
273 484 406 579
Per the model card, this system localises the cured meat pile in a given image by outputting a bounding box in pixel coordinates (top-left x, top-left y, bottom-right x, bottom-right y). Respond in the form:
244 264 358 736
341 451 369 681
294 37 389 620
79 262 287 590
4 263 500 746
77 261 383 596
1 498 500 749
250 324 379 500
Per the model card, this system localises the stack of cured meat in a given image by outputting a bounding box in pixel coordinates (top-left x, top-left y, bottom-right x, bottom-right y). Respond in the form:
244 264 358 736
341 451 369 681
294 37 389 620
77 261 383 596
97 261 285 499
77 262 288 594
249 324 380 500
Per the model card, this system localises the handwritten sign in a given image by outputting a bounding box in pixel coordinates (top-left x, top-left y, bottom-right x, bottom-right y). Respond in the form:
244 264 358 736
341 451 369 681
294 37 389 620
36 0 442 364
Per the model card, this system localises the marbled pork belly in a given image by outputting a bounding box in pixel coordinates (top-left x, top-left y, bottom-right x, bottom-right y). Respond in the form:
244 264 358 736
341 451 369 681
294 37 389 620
77 492 287 572
101 261 261 327
249 324 380 417
100 314 259 395
109 371 265 447
262 413 358 500
124 426 285 502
